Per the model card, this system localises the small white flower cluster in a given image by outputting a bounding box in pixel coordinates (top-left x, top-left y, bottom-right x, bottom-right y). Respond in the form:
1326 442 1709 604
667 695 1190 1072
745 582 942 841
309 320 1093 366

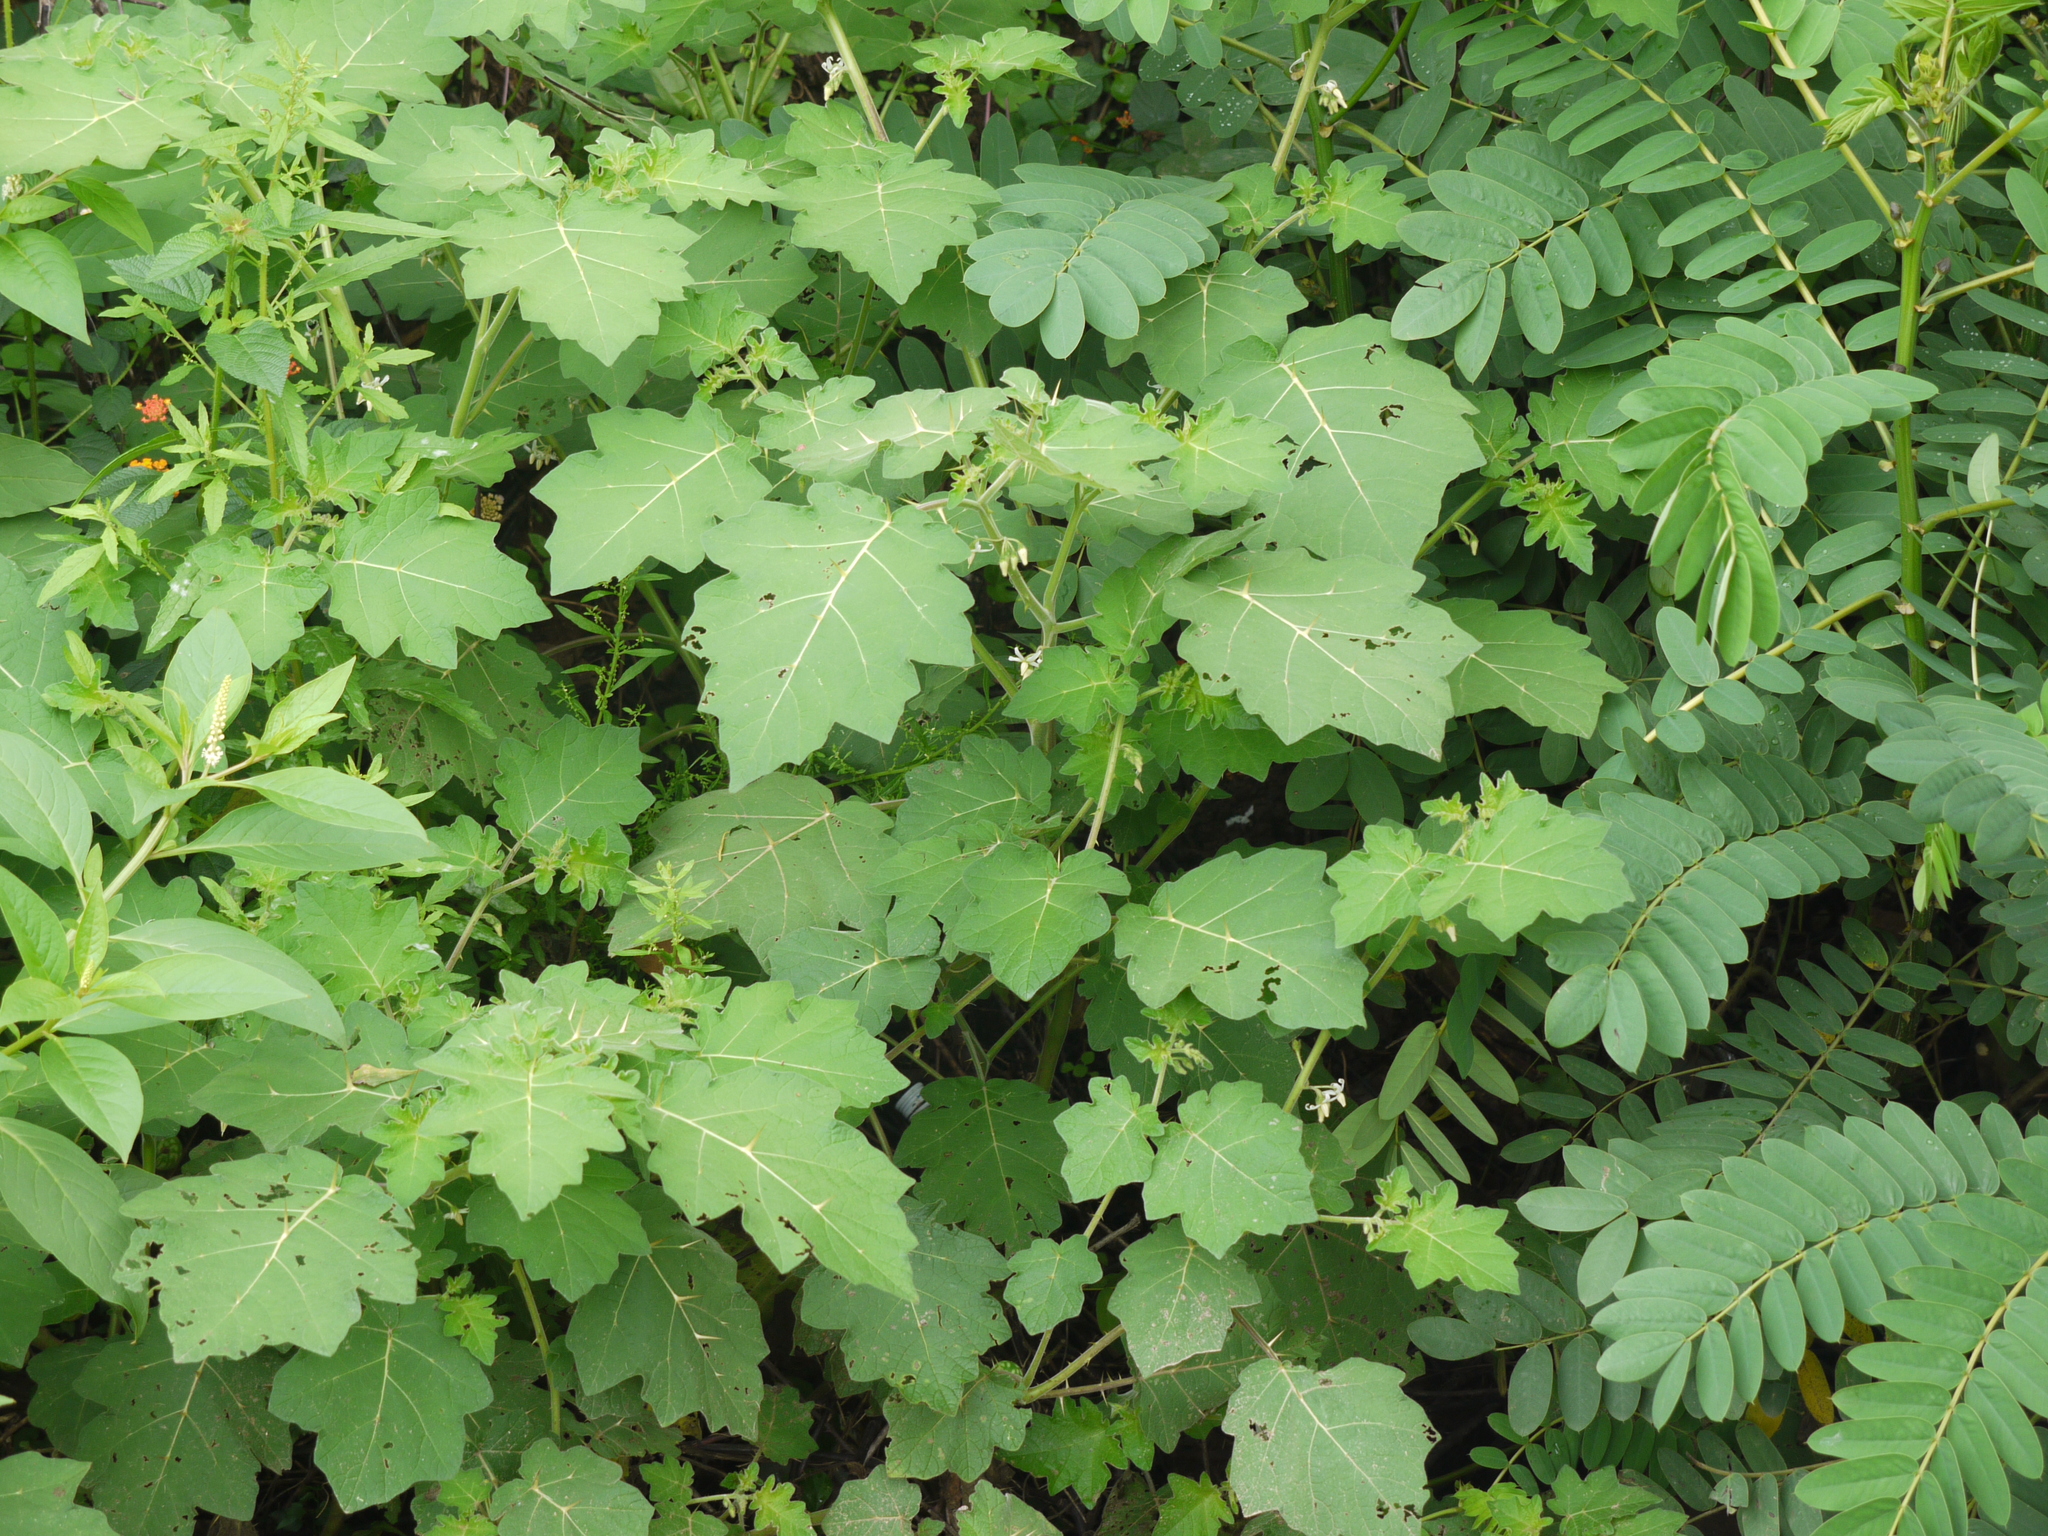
1308 1077 1348 1123
820 55 849 100
200 673 235 773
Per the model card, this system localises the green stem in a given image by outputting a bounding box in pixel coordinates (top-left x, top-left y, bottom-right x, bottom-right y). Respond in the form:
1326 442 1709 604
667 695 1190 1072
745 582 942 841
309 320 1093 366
449 291 519 438
818 0 889 141
1019 1324 1126 1402
1270 4 1353 181
511 1259 563 1442
1033 980 1078 1093
1895 152 1940 690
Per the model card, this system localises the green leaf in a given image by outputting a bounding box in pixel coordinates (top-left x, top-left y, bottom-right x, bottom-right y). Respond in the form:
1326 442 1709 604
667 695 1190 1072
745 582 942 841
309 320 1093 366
327 486 548 670
1438 599 1622 737
0 230 88 341
644 1059 916 1299
1007 647 1140 734
1371 1180 1519 1291
913 27 1080 79
111 919 344 1041
895 1077 1069 1251
488 1441 654 1536
1224 1357 1433 1536
1010 1399 1134 1505
778 146 999 303
1057 1074 1162 1203
1167 549 1480 756
1108 1218 1261 1374
693 981 907 1109
39 1038 142 1158
1412 789 1633 937
535 405 769 593
614 774 894 956
239 766 435 847
153 536 328 668
204 320 292 397
950 845 1127 998
1115 847 1368 1034
120 1148 417 1361
267 1299 492 1512
1197 316 1483 559
418 1032 636 1219
824 1470 919 1536
1319 161 1408 253
564 1183 768 1434
427 0 592 46
1144 1080 1316 1256
190 1030 406 1151
0 434 89 516
494 719 653 848
799 1208 1011 1410
1157 1475 1232 1536
249 0 466 102
1006 1234 1102 1333
693 485 972 788
0 52 210 175
0 730 91 877
763 926 941 1034
450 188 695 366
1133 250 1307 396
0 1452 115 1536
957 1482 1060 1536
75 1316 292 1536
0 1116 133 1304
466 1155 650 1302
885 1374 1031 1479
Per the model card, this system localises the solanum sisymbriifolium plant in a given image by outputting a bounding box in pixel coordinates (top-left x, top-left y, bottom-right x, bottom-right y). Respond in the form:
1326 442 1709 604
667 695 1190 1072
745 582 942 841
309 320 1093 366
7 0 2048 1533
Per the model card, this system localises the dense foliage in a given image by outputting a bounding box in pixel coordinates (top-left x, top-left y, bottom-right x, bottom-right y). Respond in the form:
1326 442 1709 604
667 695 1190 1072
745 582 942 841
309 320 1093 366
4 0 2048 1533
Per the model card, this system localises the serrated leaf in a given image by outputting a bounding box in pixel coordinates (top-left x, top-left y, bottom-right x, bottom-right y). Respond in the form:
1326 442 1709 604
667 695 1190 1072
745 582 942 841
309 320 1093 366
1168 549 1480 755
0 1451 116 1536
1010 1398 1134 1505
1006 1235 1102 1334
694 981 907 1109
950 845 1127 998
763 926 940 1034
1224 1357 1433 1536
250 0 465 102
1057 1075 1162 1203
1319 161 1407 253
824 1470 919 1536
494 718 653 848
1417 790 1632 937
895 1077 1069 1251
204 320 292 397
1134 250 1307 395
1371 1180 1519 1291
466 1155 649 1302
1109 1218 1261 1374
0 52 211 176
119 1149 417 1361
777 146 997 303
1198 316 1482 559
564 1183 767 1434
1144 1081 1316 1256
885 1372 1031 1480
799 1208 1010 1410
535 405 768 593
693 485 972 788
488 1441 654 1536
267 1299 492 1511
327 486 548 670
1439 599 1621 737
1115 847 1367 1034
645 1059 916 1299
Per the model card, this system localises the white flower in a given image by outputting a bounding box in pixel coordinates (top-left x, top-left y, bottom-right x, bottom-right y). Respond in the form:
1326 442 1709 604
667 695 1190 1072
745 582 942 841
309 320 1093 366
821 55 849 101
1317 76 1348 115
1310 1078 1348 1123
1008 645 1043 679
355 373 389 407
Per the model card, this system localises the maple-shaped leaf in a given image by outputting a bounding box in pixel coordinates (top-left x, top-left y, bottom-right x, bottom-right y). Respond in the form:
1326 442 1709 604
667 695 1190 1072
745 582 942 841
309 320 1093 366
152 536 328 668
1056 1075 1161 1203
1168 548 1479 756
1415 790 1631 938
1369 1180 1518 1292
0 51 210 175
799 1209 1010 1411
192 1030 407 1151
895 1077 1069 1251
894 736 1052 843
594 125 774 209
0 1451 115 1536
493 718 653 848
426 0 592 46
488 1441 654 1536
564 1183 767 1435
119 1149 417 1361
1550 1467 1687 1536
1196 316 1482 559
884 1371 1031 1480
1114 847 1367 1034
1327 825 1441 944
1438 599 1620 738
250 0 464 102
75 1316 293 1536
1006 1234 1102 1334
950 845 1128 999
776 145 998 303
1143 1081 1316 1257
1108 1218 1261 1374
1133 251 1307 396
763 926 940 1034
1318 161 1407 252
957 1481 1061 1536
268 1299 492 1512
644 1059 916 1299
450 187 695 366
465 1154 650 1302
823 1470 920 1536
1157 1474 1233 1536
417 1033 637 1218
613 774 894 956
1010 1398 1136 1505
1224 1358 1433 1536
694 981 907 1109
693 484 973 788
327 486 548 670
1242 1225 1430 1374
534 405 768 593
